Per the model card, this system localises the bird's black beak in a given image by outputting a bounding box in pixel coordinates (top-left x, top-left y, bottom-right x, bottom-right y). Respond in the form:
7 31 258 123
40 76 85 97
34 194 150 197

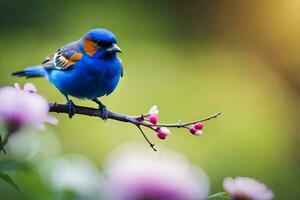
106 43 122 53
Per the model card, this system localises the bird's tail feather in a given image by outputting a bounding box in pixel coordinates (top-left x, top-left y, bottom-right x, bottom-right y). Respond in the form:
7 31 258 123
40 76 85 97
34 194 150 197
10 66 46 78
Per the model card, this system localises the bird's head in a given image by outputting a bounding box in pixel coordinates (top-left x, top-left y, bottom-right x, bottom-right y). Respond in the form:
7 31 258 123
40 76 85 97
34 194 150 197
81 28 122 58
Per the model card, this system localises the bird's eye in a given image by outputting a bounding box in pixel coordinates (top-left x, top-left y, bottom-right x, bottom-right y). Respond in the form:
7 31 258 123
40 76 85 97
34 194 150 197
95 40 111 48
95 40 102 46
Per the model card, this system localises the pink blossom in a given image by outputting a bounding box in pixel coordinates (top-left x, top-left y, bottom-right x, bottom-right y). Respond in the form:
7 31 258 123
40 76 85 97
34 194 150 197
156 127 171 140
0 83 57 132
189 127 203 136
105 144 210 200
223 177 274 200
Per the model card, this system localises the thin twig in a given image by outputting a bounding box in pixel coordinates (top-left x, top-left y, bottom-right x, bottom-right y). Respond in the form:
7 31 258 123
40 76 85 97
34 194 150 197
144 112 222 128
136 125 157 151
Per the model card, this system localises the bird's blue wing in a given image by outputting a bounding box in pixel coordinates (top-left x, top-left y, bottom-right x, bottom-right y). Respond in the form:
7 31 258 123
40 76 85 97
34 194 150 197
42 41 83 70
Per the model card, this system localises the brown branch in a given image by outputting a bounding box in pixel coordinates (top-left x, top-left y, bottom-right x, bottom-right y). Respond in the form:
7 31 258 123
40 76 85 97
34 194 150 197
49 103 221 151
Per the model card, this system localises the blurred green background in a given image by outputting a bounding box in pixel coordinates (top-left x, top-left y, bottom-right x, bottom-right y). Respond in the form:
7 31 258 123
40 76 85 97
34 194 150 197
0 0 299 199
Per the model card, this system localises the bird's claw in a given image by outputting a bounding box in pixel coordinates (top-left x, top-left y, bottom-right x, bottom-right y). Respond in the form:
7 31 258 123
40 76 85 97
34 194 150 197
66 100 76 119
92 99 108 121
99 104 108 121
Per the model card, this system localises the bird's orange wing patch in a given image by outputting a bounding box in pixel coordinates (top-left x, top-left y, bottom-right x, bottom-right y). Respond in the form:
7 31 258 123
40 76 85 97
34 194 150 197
54 53 82 70
83 39 98 57
58 56 75 69
69 53 83 61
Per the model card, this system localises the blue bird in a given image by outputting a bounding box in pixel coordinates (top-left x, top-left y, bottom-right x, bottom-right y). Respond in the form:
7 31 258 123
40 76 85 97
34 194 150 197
11 28 123 119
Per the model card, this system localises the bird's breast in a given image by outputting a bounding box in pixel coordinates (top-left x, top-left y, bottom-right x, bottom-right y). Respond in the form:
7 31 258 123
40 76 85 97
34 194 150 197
48 56 122 99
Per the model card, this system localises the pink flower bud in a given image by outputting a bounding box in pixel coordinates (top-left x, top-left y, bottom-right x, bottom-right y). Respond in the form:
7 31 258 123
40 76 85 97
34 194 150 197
189 127 197 134
156 127 171 140
148 114 158 124
194 122 204 130
189 127 203 136
157 132 166 140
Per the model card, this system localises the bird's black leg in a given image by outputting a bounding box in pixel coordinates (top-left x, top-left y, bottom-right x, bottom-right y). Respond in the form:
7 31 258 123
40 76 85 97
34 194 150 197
65 95 76 119
93 99 108 120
